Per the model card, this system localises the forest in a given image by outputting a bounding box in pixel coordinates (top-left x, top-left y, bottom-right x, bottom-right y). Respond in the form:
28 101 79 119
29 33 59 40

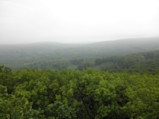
12 49 159 74
0 38 159 118
1 0 159 118
0 65 159 119
0 38 159 70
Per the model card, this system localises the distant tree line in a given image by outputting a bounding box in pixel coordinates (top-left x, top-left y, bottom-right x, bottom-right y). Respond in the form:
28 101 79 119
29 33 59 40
18 50 159 74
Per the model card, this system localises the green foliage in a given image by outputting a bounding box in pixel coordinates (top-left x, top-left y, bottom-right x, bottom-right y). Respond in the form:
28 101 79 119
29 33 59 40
94 50 159 73
0 66 159 118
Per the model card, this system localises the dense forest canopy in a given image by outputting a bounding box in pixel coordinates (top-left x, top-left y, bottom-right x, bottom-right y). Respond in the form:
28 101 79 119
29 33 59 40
0 66 159 119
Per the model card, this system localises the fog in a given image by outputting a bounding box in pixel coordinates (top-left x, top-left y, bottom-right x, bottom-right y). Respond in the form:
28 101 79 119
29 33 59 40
0 0 159 44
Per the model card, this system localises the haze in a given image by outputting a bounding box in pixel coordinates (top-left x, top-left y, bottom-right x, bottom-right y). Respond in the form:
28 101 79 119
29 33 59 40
0 0 159 44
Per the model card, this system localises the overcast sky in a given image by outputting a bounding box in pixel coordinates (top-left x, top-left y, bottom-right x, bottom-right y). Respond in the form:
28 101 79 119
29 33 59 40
0 0 159 44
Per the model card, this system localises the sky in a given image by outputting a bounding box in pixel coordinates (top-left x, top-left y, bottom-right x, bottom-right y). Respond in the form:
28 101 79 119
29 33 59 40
0 0 159 44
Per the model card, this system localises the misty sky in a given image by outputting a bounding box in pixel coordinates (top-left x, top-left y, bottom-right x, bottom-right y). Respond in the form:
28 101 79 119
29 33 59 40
0 0 159 44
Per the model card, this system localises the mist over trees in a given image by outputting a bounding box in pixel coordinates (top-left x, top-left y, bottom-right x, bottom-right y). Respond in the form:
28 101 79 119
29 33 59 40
1 0 159 118
0 38 159 70
0 38 159 118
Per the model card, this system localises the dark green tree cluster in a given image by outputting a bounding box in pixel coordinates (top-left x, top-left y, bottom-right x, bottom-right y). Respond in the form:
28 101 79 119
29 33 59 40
0 65 159 119
94 50 159 73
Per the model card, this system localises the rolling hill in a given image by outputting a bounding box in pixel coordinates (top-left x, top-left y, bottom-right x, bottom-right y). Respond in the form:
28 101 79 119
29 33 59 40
0 37 159 69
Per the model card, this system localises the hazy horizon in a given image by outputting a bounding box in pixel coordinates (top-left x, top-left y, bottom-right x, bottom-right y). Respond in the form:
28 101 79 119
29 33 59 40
0 0 159 44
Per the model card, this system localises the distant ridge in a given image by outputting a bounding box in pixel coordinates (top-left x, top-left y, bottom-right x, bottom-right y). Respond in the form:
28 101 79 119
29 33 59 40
0 37 159 69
